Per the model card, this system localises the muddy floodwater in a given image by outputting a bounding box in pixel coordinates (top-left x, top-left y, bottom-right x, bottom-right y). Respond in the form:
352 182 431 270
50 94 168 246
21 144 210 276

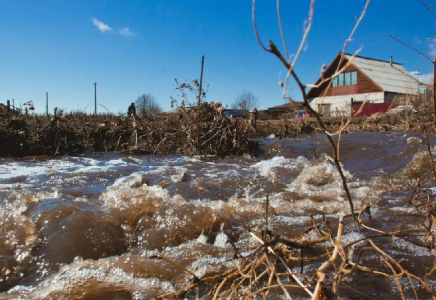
0 132 435 299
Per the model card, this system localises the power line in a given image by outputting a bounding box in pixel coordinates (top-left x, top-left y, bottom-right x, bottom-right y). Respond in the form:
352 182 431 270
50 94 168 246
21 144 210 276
206 58 277 94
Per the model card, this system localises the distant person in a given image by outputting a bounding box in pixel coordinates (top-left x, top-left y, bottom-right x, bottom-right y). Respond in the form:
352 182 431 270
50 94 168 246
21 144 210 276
128 102 136 117
127 102 144 128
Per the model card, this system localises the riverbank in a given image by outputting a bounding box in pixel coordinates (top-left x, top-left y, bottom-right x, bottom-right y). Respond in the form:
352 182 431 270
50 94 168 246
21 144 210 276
1 101 434 157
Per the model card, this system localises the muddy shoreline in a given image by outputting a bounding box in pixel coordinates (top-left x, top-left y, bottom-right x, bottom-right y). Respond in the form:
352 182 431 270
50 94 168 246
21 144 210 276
1 102 434 157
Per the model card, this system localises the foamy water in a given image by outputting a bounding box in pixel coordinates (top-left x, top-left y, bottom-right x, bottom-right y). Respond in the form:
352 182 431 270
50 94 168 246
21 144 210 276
0 132 434 299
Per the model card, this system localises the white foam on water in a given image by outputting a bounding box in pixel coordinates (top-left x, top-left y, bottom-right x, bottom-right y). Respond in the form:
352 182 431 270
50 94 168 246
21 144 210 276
110 171 148 189
46 159 80 168
389 206 416 214
0 163 51 180
251 156 302 179
0 183 34 190
170 169 188 183
0 199 39 284
6 263 175 300
107 158 130 166
196 233 208 244
99 172 171 211
272 155 376 214
213 231 228 248
0 157 125 181
340 231 367 248
188 256 232 278
391 236 435 257
72 165 111 174
270 215 312 226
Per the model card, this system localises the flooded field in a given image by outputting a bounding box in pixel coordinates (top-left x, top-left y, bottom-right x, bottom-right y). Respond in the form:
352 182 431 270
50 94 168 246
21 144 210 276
0 132 435 299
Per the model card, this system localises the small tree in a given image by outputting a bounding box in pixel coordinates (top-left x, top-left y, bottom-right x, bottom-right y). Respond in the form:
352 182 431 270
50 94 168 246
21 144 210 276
171 78 208 108
231 90 259 111
135 94 162 118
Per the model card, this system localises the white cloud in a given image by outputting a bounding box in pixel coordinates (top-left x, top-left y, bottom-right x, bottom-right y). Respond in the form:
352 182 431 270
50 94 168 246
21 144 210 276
428 42 435 58
91 18 112 33
118 27 135 37
91 18 136 37
413 37 422 45
419 72 433 83
411 71 433 83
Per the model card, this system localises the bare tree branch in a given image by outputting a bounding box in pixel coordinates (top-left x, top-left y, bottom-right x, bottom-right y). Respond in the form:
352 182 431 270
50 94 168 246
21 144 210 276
388 34 434 63
135 93 162 118
252 0 268 52
419 0 436 20
276 0 289 61
232 90 259 111
252 0 374 229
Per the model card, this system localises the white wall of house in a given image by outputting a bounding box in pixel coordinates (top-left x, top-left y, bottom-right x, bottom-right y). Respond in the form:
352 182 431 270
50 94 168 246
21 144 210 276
309 92 384 117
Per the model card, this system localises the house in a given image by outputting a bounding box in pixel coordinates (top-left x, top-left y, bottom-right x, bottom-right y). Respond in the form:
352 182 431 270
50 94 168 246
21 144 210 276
265 102 306 119
307 52 419 117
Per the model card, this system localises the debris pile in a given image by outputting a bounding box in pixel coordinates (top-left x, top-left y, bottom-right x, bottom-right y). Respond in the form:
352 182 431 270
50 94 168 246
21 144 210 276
0 102 250 157
0 101 434 157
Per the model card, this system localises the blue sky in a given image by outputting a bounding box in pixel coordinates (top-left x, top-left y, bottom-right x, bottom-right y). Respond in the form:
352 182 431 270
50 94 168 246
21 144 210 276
0 0 434 114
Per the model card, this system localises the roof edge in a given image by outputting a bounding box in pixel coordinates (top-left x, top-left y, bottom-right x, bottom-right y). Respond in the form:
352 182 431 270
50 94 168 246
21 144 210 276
343 52 402 66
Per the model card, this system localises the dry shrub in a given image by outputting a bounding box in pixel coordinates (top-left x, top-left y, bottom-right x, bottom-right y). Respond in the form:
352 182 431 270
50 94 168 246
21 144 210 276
0 102 251 157
173 102 249 156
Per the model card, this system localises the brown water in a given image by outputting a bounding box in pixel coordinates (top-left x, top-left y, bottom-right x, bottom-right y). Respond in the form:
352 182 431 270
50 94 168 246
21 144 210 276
0 132 434 299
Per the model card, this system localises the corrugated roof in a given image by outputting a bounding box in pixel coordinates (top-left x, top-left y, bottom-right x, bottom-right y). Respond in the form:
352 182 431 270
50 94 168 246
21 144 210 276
345 54 418 94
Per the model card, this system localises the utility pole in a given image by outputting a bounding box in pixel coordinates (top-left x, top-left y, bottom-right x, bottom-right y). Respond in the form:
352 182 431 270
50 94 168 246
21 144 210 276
198 55 204 105
94 82 97 115
46 92 49 116
12 99 14 109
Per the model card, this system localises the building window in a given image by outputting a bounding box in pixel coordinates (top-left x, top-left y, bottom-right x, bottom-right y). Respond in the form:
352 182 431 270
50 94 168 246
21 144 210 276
338 73 344 86
344 72 350 85
351 71 357 85
332 71 357 87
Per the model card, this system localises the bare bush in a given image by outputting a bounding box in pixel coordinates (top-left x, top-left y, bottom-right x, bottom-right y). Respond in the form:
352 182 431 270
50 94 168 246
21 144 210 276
171 78 208 108
135 93 162 118
231 90 259 112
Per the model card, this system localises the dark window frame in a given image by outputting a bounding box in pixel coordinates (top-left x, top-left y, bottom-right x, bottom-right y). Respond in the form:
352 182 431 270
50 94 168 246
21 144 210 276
332 71 357 87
